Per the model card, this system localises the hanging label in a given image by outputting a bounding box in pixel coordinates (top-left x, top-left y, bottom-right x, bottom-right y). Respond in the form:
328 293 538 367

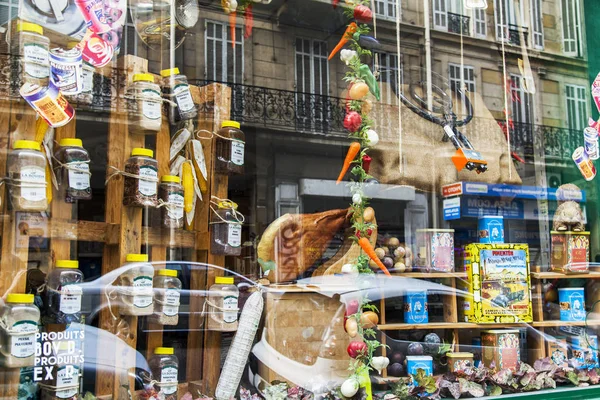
10 320 37 358
227 223 241 247
161 366 178 384
231 140 245 166
56 365 79 388
142 88 162 120
138 166 158 196
82 67 94 93
20 166 46 202
163 289 180 317
167 193 184 220
67 162 90 191
133 276 153 308
23 43 49 78
222 295 238 323
60 284 83 314
54 387 79 399
173 84 194 112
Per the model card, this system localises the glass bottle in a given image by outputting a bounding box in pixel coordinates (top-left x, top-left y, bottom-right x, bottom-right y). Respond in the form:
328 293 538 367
215 120 245 175
7 140 48 212
54 138 92 203
210 201 243 256
45 260 84 324
150 269 182 326
207 276 239 332
117 254 154 316
149 347 178 400
123 148 159 207
12 22 50 87
127 73 163 135
0 294 40 368
160 67 197 123
159 175 184 229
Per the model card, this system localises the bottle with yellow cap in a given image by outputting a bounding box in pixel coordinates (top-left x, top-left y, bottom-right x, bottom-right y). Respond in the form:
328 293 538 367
160 67 197 123
118 254 154 316
123 148 159 207
12 21 50 86
45 260 84 324
150 269 182 325
54 138 92 202
0 293 40 368
208 276 239 331
215 120 245 175
159 175 184 229
149 347 179 399
127 73 163 135
7 140 48 211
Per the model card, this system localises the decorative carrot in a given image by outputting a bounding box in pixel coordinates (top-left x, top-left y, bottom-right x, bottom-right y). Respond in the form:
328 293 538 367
230 11 237 49
328 22 358 61
244 4 253 39
336 142 361 184
358 237 392 277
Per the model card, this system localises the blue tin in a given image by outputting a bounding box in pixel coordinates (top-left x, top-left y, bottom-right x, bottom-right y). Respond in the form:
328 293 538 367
404 290 428 324
406 356 433 376
471 337 482 367
570 335 599 368
558 287 585 321
478 215 504 243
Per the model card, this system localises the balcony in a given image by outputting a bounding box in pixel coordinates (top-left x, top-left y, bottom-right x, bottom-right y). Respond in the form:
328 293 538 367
447 12 471 36
508 24 529 47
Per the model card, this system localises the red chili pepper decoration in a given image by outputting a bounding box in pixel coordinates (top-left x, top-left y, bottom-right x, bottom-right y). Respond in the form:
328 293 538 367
333 0 340 8
354 5 373 23
343 111 362 133
244 4 253 39
362 154 372 174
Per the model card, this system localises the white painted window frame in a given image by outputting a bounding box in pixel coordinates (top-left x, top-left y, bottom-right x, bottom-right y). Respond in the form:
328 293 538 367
566 84 587 131
204 20 244 83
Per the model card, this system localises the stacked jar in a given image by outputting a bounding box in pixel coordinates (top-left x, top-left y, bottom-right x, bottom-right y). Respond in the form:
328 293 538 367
207 276 239 332
123 148 159 207
11 22 50 87
45 260 84 324
149 347 179 400
53 138 92 203
38 340 81 400
0 294 40 368
7 140 48 211
210 200 243 256
151 269 182 326
159 175 184 229
215 121 245 175
160 67 197 124
118 254 154 316
127 73 163 135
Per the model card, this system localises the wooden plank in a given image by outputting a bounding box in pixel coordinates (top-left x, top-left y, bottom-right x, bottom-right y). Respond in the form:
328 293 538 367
532 320 600 327
377 322 533 330
532 271 600 279
143 226 197 248
443 277 458 323
0 98 10 395
393 271 468 279
532 278 544 323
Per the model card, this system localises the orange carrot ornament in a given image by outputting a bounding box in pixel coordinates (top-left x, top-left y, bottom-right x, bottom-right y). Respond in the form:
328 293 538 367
358 237 392 277
328 22 358 60
336 142 361 184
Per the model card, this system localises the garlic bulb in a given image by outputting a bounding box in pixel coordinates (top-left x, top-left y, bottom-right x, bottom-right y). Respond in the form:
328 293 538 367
342 263 359 276
366 129 379 147
371 356 390 375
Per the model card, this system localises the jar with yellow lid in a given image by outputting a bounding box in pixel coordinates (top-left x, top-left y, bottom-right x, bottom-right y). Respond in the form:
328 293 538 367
54 138 92 203
7 139 48 211
150 269 182 325
207 276 239 331
149 347 179 400
123 148 159 207
210 200 244 256
159 175 184 229
160 67 197 123
11 21 50 87
127 73 163 135
117 254 154 316
0 293 40 368
215 120 245 175
44 260 84 324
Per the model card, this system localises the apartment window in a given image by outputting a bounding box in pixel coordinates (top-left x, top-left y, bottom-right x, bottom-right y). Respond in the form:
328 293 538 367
510 74 533 125
531 0 544 49
473 8 487 38
562 0 582 56
0 0 17 26
376 52 401 105
449 64 475 93
434 0 484 37
374 0 398 18
566 85 587 131
205 21 244 83
295 38 329 132
494 0 524 42
433 0 448 30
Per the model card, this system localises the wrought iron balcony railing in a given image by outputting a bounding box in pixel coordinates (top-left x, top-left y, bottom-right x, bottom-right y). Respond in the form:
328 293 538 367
447 12 471 36
508 24 529 47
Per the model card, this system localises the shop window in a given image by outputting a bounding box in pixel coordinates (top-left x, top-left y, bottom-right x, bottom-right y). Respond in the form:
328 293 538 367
566 84 587 131
531 0 544 49
374 0 398 18
562 0 582 56
376 52 401 105
205 20 244 83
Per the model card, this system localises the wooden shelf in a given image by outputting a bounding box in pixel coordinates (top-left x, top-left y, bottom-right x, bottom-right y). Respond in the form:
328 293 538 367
533 320 600 327
395 271 468 279
532 271 600 279
378 321 535 330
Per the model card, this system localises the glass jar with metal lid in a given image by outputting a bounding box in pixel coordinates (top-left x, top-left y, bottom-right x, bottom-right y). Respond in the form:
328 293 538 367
210 200 244 256
127 73 163 135
7 140 48 212
11 22 50 87
215 120 245 175
0 294 40 368
159 175 184 229
117 254 155 316
54 138 92 203
45 260 84 324
207 276 239 332
149 347 179 400
123 148 159 207
151 269 182 326
160 67 197 124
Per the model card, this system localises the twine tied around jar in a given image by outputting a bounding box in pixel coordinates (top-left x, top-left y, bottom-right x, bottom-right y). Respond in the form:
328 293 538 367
156 198 184 214
103 286 135 340
124 92 178 108
196 297 241 329
209 196 245 225
51 157 92 175
0 317 37 338
105 166 160 186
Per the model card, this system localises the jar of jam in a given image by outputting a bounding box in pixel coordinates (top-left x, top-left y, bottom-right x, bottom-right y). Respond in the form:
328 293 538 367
215 121 245 175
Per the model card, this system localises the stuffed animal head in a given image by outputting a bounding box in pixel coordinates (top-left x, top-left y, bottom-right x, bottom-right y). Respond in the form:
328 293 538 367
556 183 582 205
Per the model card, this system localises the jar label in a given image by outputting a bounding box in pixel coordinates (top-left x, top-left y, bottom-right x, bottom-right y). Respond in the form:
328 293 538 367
231 140 245 166
10 320 37 358
138 166 158 197
82 67 94 93
23 43 49 78
163 289 180 317
167 193 184 220
161 366 178 384
142 88 162 120
56 365 79 387
227 223 242 248
133 276 153 308
67 162 91 191
60 284 83 314
222 295 238 323
54 387 79 399
20 166 46 202
173 84 195 112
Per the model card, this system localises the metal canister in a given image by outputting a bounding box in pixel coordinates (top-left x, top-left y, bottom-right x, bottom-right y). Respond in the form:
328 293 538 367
572 146 596 181
50 48 83 95
584 127 599 160
20 82 75 128
74 0 112 34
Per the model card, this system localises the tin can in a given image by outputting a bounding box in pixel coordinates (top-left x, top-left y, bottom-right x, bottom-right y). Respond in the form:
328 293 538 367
572 147 596 181
547 336 568 366
558 287 586 321
406 355 432 376
78 29 114 68
481 329 520 371
447 352 474 373
550 231 590 274
50 48 83 95
478 215 504 244
404 290 428 324
20 82 75 128
569 334 599 368
74 0 112 34
584 127 599 160
416 229 454 272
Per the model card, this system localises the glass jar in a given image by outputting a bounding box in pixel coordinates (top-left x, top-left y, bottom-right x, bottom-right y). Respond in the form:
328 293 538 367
123 148 159 207
149 347 178 400
7 140 48 212
159 175 184 229
40 386 79 400
150 269 182 326
11 22 50 87
0 294 40 368
127 73 163 135
39 339 82 394
207 276 239 332
45 260 84 324
117 254 154 316
54 138 92 203
215 121 245 175
210 201 243 256
160 67 197 124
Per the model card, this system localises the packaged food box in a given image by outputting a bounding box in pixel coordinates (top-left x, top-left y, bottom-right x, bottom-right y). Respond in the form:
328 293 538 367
404 290 428 324
460 243 532 323
569 334 599 368
481 329 520 371
447 352 474 373
550 231 589 274
547 336 568 366
406 355 433 376
478 215 504 244
415 229 454 272
558 287 586 321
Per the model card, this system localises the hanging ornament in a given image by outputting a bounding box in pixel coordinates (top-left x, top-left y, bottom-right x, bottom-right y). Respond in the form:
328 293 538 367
341 378 359 398
465 0 488 9
349 81 370 100
354 5 373 23
328 22 359 60
353 33 382 51
362 154 372 174
352 193 362 205
371 357 390 375
358 65 380 101
344 111 362 132
366 129 379 146
340 49 358 65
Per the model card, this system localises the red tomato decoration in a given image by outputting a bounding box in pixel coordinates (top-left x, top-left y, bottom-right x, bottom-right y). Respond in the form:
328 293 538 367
354 5 373 23
343 111 362 133
347 341 368 358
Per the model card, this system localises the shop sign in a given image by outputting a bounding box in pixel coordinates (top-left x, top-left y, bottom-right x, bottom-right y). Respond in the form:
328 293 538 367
461 197 524 219
443 198 461 220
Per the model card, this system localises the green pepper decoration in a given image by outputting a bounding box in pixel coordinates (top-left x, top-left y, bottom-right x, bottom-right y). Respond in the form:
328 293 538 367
358 64 380 101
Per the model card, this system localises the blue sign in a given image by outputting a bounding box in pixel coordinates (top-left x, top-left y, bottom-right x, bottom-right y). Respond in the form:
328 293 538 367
461 197 524 219
443 198 461 221
442 182 586 203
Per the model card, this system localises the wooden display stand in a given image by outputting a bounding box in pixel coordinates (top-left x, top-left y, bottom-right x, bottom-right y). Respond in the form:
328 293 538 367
0 55 232 398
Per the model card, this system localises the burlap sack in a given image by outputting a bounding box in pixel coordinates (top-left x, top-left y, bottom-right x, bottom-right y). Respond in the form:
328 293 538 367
368 91 522 192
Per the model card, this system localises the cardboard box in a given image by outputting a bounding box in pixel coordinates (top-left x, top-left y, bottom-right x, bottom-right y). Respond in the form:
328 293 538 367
460 243 533 323
481 329 520 371
416 229 454 272
550 231 590 274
